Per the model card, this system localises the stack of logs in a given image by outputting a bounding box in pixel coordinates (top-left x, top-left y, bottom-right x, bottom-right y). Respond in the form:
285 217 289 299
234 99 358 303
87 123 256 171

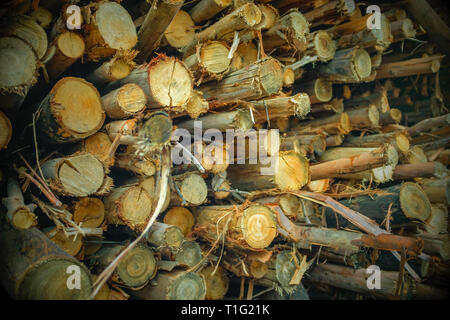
0 0 448 300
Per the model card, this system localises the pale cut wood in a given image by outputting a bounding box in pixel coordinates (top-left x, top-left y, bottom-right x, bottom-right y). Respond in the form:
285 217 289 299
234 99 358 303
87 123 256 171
263 9 309 53
420 178 450 205
77 132 114 167
146 222 184 249
37 77 105 143
194 204 277 249
229 41 258 72
83 1 137 61
105 55 193 111
2 178 37 230
170 172 208 207
342 131 410 154
101 83 146 119
379 108 402 125
163 10 195 49
86 52 136 87
45 31 85 81
177 108 253 131
184 41 231 84
252 93 311 123
346 105 380 130
304 30 336 62
227 150 310 191
390 18 417 42
310 98 344 114
189 0 232 24
278 134 326 156
163 207 195 237
44 227 83 257
178 90 209 119
114 154 156 176
297 78 332 104
135 0 183 63
42 153 110 197
292 112 351 135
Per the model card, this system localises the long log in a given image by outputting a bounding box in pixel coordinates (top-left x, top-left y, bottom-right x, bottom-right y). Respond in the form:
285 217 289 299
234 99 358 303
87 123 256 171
342 131 410 154
292 112 352 135
135 0 183 63
325 182 432 229
375 55 443 79
0 225 92 299
252 93 311 123
2 178 37 230
393 162 448 180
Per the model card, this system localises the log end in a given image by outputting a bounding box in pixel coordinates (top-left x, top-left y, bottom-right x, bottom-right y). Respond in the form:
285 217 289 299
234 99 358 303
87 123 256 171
400 182 432 222
163 207 195 237
275 151 310 190
240 205 277 248
117 245 157 288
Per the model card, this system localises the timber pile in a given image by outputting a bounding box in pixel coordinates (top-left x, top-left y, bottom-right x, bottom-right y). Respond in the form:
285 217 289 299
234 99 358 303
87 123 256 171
0 0 449 301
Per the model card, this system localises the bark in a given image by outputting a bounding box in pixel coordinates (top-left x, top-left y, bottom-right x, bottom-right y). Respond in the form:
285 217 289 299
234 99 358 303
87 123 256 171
342 131 410 154
135 0 183 63
393 162 448 180
0 225 92 299
252 93 311 124
375 55 443 79
189 0 232 24
86 53 136 88
2 178 37 230
292 112 352 135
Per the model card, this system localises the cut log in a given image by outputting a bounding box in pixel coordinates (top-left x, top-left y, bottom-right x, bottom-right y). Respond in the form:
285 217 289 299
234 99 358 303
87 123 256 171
279 134 326 156
184 41 231 84
83 1 137 61
161 240 203 268
407 114 450 137
163 207 195 237
170 172 208 206
314 47 372 83
96 244 157 288
393 162 447 180
390 18 417 42
263 9 309 53
0 111 12 150
174 90 209 119
162 10 195 49
336 14 392 51
229 41 258 72
0 225 92 300
199 57 283 101
189 0 232 24
131 270 206 300
30 6 53 29
44 227 83 257
2 15 47 60
146 222 184 249
307 178 331 192
310 98 344 114
193 204 277 249
344 89 390 113
86 53 136 88
135 0 183 63
375 55 443 79
346 105 380 130
41 153 110 197
0 37 38 118
37 77 105 143
420 178 450 205
101 83 147 119
200 265 229 300
104 177 155 231
193 3 261 44
425 204 448 235
379 108 402 125
252 93 311 123
227 150 309 191
177 108 253 131
2 178 37 230
303 30 336 62
297 78 332 104
45 31 85 81
342 132 409 154
326 134 344 147
325 182 432 229
311 144 397 181
105 55 193 111
77 132 114 167
292 112 351 135
73 197 105 228
303 0 356 27
114 154 156 177
308 263 446 300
